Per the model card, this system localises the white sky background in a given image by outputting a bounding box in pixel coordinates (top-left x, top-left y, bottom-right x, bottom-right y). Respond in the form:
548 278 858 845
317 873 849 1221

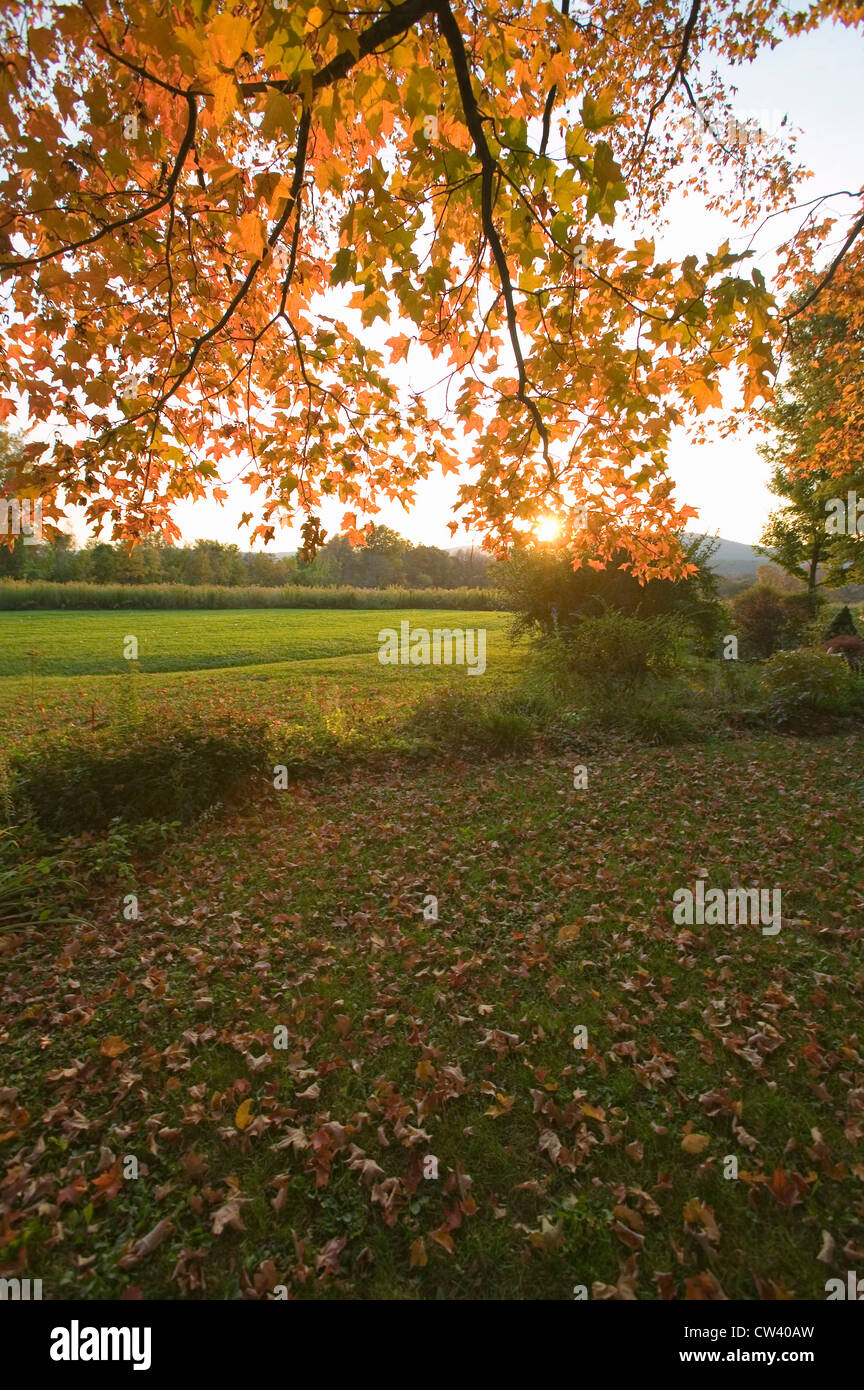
36 18 864 551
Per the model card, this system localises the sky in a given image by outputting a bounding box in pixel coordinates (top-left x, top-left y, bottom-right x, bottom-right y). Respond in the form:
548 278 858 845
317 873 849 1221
21 16 864 553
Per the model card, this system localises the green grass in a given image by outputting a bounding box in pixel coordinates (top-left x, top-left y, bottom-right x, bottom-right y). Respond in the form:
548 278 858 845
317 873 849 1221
0 607 511 679
1 607 862 1301
0 609 519 751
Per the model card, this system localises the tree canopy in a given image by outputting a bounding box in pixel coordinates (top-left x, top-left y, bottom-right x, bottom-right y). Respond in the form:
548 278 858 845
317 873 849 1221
1 0 862 576
759 244 864 591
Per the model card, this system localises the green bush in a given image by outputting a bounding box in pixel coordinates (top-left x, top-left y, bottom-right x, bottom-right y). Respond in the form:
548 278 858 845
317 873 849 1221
498 536 724 654
8 717 277 836
405 685 539 754
529 610 701 743
0 828 70 932
760 648 855 728
539 608 692 699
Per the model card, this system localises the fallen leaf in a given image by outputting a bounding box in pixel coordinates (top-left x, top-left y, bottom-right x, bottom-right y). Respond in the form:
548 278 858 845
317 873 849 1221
118 1218 174 1268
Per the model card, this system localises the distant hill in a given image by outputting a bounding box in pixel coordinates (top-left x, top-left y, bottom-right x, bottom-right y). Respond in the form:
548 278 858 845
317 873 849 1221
273 535 766 578
687 534 762 577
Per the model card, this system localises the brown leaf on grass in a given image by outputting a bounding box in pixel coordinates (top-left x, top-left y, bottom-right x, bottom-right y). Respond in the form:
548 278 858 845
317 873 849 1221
525 1217 564 1252
592 1254 640 1300
683 1198 721 1244
817 1230 836 1264
100 1035 129 1058
249 1258 282 1296
180 1148 209 1177
429 1226 454 1254
316 1236 347 1279
538 1129 563 1165
409 1237 427 1268
557 922 582 943
57 1176 88 1207
611 1219 645 1251
768 1167 812 1208
92 1162 123 1201
211 1199 249 1235
654 1271 677 1299
684 1271 728 1300
117 1217 174 1268
613 1204 646 1233
171 1247 207 1295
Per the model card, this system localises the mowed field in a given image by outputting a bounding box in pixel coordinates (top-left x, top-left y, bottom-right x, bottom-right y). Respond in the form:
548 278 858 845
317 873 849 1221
1 605 863 1302
0 607 518 747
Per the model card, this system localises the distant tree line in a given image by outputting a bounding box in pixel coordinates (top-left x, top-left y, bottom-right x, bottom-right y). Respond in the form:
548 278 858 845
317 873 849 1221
0 524 496 590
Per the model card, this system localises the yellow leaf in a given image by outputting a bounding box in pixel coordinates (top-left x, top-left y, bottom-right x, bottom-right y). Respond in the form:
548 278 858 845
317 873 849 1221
101 1035 129 1058
682 1132 711 1154
557 923 582 943
207 13 254 67
211 73 238 128
235 1099 253 1130
235 212 267 260
409 1237 427 1268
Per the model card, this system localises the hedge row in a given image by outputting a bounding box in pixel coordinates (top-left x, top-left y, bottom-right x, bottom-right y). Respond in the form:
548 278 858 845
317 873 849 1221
0 581 502 611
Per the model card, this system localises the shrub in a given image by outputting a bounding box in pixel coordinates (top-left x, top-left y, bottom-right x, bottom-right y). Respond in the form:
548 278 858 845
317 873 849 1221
733 584 799 658
539 608 692 699
7 716 276 836
824 605 860 639
780 590 823 643
530 610 701 743
404 685 537 754
760 648 855 728
0 828 70 932
498 536 724 653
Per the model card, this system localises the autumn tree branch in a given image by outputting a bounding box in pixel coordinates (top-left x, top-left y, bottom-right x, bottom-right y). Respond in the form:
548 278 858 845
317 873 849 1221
635 0 701 162
1 93 199 272
538 0 571 158
147 107 313 421
435 0 552 470
238 0 439 97
783 206 864 319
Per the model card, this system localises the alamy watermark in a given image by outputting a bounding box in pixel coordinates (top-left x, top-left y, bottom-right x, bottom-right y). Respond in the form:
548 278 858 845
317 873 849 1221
49 1321 151 1371
824 491 864 535
0 497 42 544
0 1276 42 1299
825 1271 864 1299
672 877 782 935
378 621 486 675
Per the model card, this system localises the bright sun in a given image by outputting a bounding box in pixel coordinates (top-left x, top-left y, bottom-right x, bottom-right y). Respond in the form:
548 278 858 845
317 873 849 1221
534 516 561 543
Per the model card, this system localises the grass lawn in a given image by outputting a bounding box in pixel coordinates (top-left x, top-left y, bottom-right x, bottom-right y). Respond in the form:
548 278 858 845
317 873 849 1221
0 607 511 679
0 608 517 748
1 721 863 1298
